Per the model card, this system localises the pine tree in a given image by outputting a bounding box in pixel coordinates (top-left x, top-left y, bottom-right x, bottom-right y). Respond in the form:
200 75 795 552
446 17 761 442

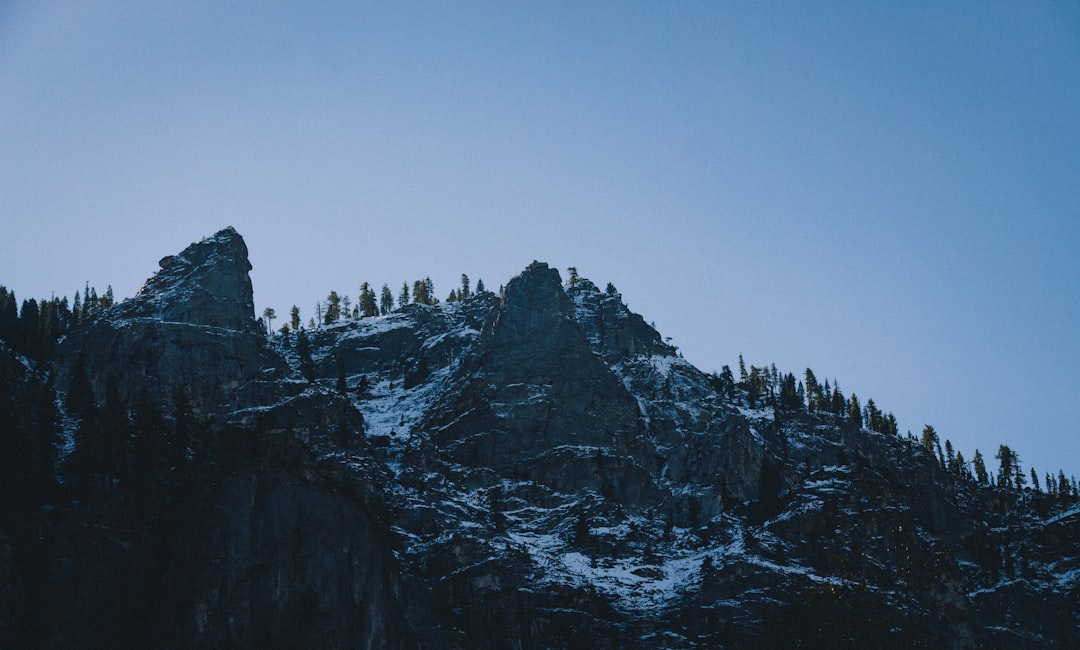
476 278 486 294
447 289 459 303
399 282 410 309
18 299 41 359
290 305 301 331
973 449 989 484
567 267 579 289
296 330 315 382
747 366 761 409
738 355 748 384
778 373 800 410
1030 468 1040 492
995 445 1016 488
262 307 276 335
359 283 377 317
831 383 845 416
920 425 939 455
380 284 393 315
460 274 471 300
804 368 820 412
424 277 436 305
324 291 341 324
955 451 969 480
848 394 863 427
70 290 81 327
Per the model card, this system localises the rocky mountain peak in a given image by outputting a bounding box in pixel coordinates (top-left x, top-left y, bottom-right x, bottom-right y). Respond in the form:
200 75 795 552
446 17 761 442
6 233 1078 648
498 261 575 329
115 226 260 334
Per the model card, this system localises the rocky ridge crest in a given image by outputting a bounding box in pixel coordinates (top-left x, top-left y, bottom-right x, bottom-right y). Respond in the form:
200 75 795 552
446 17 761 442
7 228 1079 648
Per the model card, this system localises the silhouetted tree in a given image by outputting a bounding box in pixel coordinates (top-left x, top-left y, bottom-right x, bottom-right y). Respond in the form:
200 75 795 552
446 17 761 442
972 449 989 484
380 284 394 315
324 291 341 324
262 307 276 335
290 305 301 331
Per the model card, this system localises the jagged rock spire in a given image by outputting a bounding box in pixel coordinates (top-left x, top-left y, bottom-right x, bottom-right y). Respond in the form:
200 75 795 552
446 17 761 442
116 226 261 334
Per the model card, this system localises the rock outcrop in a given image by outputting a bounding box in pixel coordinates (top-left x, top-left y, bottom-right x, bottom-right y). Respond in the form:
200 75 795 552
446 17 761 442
3 228 1078 648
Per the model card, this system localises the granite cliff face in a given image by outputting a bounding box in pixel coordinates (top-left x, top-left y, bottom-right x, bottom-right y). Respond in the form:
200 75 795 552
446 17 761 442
4 228 1079 648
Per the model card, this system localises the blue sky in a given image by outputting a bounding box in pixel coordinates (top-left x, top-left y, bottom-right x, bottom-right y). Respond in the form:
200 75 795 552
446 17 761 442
2 2 1079 480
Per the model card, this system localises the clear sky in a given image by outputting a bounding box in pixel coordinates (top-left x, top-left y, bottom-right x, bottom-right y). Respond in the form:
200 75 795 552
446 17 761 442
2 2 1079 480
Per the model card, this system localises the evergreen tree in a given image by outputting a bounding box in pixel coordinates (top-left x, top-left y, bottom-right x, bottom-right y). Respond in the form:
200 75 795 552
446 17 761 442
296 330 315 382
1030 468 1040 492
972 449 989 484
324 291 341 324
341 295 352 320
567 267 579 289
920 425 939 455
424 277 437 305
460 274 471 300
804 368 820 412
955 451 969 480
0 287 17 345
778 373 800 410
831 384 845 416
290 305 301 331
359 283 377 317
738 355 748 384
398 282 410 309
720 365 736 400
412 280 427 305
447 289 459 303
380 284 394 315
70 290 81 327
848 394 863 427
865 399 883 433
747 366 761 409
476 278 486 294
18 298 41 359
995 445 1016 488
0 365 60 520
262 307 276 335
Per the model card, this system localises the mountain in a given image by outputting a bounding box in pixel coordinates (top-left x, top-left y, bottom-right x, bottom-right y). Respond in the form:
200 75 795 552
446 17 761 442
2 227 1078 648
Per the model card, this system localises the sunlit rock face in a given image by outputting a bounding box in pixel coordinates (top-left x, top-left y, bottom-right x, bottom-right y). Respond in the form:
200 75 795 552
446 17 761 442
6 228 1078 648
